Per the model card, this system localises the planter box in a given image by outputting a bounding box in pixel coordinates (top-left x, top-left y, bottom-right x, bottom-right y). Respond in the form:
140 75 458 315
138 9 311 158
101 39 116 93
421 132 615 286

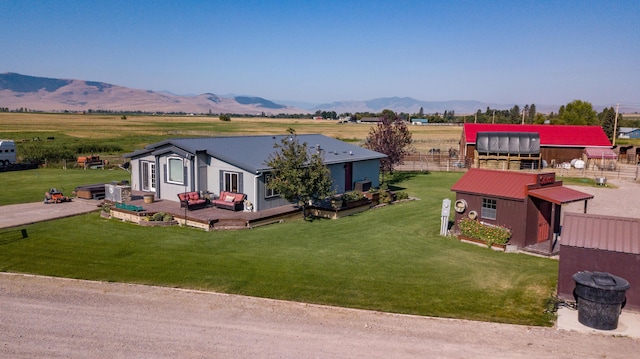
363 192 380 204
343 198 371 209
458 235 508 251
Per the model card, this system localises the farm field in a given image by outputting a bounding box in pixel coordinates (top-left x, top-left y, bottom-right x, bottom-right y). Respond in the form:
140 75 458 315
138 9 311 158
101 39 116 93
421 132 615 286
0 112 462 157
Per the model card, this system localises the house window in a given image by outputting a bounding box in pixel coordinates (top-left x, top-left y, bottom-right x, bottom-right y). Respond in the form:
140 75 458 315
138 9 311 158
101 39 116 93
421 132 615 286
481 198 497 220
167 157 184 184
224 171 239 193
265 173 279 198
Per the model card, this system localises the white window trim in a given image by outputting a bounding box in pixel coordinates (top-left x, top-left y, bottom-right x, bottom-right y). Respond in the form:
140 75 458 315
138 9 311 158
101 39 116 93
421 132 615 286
167 157 185 185
223 171 239 193
481 198 497 220
265 173 279 198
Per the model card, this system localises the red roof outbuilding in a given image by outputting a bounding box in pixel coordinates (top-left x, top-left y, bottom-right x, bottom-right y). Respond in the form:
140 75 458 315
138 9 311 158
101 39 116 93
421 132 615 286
462 124 612 147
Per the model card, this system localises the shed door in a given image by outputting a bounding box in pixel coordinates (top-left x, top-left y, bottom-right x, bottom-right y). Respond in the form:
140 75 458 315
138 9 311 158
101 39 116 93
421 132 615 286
537 201 551 243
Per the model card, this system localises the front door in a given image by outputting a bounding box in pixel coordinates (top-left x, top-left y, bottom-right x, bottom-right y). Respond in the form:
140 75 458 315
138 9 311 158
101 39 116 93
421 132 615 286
141 161 156 192
344 162 353 191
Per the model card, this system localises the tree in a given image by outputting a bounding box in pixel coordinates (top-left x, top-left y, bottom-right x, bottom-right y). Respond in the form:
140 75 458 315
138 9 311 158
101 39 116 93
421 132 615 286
557 100 597 125
598 106 619 141
364 113 413 176
509 105 521 124
527 104 536 124
219 114 231 121
266 133 335 220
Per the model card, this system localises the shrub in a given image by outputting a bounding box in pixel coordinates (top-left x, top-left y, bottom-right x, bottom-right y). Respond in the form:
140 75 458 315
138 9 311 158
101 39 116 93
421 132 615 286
395 191 409 200
458 218 511 247
342 191 364 202
150 212 173 222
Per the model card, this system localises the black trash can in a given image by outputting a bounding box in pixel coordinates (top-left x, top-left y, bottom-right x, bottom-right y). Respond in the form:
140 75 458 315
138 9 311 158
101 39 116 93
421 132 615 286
573 271 630 330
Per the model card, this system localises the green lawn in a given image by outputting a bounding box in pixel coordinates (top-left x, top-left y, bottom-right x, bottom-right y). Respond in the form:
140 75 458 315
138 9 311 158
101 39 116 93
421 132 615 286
0 171 558 326
0 168 129 205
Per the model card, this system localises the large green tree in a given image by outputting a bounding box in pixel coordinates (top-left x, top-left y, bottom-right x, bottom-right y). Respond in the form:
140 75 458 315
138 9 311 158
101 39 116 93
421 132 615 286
266 133 335 220
598 106 620 141
557 100 597 125
364 111 413 175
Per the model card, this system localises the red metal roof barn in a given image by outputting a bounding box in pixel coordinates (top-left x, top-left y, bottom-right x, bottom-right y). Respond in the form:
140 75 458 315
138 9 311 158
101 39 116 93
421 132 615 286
460 124 613 169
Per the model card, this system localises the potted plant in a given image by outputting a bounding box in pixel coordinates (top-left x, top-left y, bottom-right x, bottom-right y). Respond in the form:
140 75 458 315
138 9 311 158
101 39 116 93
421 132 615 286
100 203 112 218
363 188 380 204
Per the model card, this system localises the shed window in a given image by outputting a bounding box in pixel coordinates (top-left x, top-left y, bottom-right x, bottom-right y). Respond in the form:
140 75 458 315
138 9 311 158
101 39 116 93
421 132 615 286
167 157 184 184
481 198 497 220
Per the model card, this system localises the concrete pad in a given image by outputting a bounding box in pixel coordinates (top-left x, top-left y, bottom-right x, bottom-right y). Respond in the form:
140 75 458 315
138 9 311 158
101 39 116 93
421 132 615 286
0 199 101 229
557 306 640 339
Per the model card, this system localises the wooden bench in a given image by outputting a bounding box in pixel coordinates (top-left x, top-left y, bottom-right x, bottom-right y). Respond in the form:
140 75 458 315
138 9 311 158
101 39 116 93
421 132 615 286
178 191 208 210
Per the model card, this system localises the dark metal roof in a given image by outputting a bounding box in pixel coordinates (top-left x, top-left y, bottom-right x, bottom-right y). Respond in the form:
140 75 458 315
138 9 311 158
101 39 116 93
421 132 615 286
476 132 540 155
528 186 593 205
124 134 386 173
561 212 640 254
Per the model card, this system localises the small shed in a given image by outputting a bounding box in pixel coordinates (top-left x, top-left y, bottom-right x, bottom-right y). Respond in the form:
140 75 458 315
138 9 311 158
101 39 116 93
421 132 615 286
451 169 593 253
558 212 639 311
582 147 618 170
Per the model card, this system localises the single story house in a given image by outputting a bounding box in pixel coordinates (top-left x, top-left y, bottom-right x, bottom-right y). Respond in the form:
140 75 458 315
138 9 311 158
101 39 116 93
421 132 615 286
618 127 640 139
451 168 593 252
123 134 386 212
558 212 639 311
460 124 613 168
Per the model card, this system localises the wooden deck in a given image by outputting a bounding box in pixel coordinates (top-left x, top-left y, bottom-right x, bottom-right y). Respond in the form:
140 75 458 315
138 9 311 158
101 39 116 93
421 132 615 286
109 191 302 230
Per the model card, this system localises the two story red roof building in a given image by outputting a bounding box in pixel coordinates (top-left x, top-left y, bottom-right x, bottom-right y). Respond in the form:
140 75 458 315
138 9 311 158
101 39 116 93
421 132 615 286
460 124 613 168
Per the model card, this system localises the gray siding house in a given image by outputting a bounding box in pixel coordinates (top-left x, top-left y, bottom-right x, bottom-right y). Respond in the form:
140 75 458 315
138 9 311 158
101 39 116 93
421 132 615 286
123 134 386 212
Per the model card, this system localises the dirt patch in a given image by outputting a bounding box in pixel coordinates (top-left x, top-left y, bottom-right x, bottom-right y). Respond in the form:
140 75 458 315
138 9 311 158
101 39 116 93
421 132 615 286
1 273 638 358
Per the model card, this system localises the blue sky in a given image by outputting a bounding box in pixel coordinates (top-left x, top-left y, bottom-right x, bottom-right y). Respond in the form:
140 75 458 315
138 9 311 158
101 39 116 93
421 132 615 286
1 0 639 107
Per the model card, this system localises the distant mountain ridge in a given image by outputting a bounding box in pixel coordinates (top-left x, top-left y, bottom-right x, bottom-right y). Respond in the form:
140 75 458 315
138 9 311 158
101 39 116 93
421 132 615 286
0 73 305 115
2 73 634 115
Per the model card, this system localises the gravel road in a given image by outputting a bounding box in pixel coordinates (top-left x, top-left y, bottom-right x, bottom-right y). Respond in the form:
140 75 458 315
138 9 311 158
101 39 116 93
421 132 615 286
1 273 639 359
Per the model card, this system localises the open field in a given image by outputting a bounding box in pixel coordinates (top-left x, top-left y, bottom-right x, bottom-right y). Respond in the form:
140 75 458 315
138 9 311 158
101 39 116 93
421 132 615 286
0 171 558 326
0 112 462 155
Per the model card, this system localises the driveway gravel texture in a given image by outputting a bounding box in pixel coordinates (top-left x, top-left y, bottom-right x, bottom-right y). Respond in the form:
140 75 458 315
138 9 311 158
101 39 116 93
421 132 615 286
1 178 639 358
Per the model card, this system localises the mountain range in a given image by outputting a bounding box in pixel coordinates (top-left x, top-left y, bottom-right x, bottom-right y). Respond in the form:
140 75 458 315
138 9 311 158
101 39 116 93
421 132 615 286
1 72 632 115
0 73 303 115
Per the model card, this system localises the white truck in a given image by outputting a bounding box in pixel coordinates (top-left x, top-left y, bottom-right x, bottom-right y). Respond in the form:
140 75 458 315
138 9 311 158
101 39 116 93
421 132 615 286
0 139 17 166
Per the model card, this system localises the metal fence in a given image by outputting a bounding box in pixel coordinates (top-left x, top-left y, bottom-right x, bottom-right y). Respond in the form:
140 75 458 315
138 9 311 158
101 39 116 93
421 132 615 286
397 153 640 181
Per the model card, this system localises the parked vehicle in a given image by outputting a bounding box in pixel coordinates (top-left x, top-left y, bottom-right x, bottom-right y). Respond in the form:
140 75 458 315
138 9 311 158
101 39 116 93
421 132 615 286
0 139 17 167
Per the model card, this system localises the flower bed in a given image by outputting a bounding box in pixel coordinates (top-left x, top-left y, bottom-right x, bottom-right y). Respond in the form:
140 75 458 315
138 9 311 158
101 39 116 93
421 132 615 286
457 218 511 248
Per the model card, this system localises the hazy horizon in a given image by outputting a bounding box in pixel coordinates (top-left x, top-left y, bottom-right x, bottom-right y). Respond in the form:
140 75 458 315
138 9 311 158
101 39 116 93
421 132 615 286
2 1 639 109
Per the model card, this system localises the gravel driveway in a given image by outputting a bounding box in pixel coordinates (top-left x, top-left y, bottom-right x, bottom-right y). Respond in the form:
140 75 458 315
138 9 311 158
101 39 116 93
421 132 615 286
1 273 639 358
